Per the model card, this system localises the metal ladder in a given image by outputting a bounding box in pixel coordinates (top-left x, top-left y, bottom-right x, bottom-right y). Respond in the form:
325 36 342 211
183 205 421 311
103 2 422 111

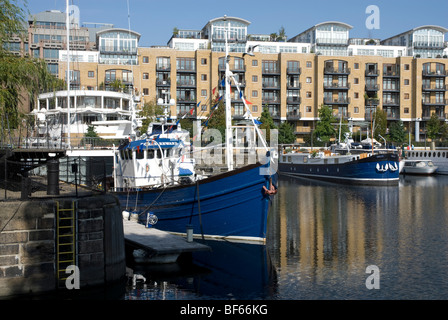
55 201 77 288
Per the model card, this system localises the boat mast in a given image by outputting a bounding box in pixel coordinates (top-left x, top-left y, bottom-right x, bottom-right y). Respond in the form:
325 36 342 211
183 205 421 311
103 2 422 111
66 0 71 148
224 17 233 171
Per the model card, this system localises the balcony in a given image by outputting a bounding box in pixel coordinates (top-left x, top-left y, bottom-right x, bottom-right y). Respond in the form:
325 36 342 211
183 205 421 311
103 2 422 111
287 96 301 104
413 42 445 49
176 97 196 104
422 110 447 120
262 97 280 104
323 82 350 90
262 68 280 75
365 84 380 91
323 67 350 75
156 79 170 87
385 110 400 120
365 98 380 106
315 38 349 46
156 64 171 71
383 99 400 106
177 79 196 88
287 111 301 120
383 86 400 92
176 67 196 73
287 82 301 89
287 67 301 74
422 98 448 106
323 97 350 105
422 70 447 77
365 70 379 77
422 84 447 91
262 82 281 89
383 70 400 78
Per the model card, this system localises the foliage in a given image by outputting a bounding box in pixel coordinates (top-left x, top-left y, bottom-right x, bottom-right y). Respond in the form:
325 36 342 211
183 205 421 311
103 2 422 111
85 125 99 138
0 0 65 129
313 105 336 143
371 107 387 140
139 99 164 134
205 96 226 143
426 113 448 141
388 120 407 144
258 106 277 143
278 121 295 144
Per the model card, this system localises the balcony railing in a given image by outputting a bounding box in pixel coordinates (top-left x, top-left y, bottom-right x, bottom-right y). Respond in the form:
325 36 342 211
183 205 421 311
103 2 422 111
323 67 350 75
262 68 280 75
287 67 301 74
383 70 400 77
287 96 301 104
323 97 350 105
365 98 380 106
382 86 400 92
287 111 301 120
422 111 447 120
365 84 380 91
177 79 196 87
365 70 379 76
383 99 400 106
262 82 281 89
156 79 170 86
422 84 447 91
156 64 171 71
323 82 350 90
422 98 448 105
287 82 301 89
422 69 447 77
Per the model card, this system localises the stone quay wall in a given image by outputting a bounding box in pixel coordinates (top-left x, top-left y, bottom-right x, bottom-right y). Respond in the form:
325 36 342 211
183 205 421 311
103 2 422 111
0 194 125 297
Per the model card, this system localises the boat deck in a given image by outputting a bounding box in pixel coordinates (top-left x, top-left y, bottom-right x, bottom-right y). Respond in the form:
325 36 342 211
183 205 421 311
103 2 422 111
123 219 210 263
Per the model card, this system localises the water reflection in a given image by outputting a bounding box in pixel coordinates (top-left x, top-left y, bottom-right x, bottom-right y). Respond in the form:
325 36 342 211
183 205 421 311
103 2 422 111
125 240 277 300
267 175 448 299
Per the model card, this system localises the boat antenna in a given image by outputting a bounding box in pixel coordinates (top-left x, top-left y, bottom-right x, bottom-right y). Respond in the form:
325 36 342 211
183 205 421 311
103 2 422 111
66 0 71 148
224 16 233 171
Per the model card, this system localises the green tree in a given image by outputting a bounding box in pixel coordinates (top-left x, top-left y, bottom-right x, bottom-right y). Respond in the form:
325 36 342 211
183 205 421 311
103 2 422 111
426 113 448 141
313 105 336 143
205 96 226 143
371 107 387 140
139 99 164 134
388 120 407 144
0 0 64 129
259 106 277 143
278 121 295 144
85 125 99 138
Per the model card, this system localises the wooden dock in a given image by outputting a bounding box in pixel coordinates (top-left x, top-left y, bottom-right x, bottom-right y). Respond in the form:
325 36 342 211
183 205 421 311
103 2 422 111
122 219 210 264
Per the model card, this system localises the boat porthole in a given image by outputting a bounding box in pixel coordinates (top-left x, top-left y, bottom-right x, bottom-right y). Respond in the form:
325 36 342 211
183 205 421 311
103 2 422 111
327 168 329 172
438 152 441 157
337 168 339 172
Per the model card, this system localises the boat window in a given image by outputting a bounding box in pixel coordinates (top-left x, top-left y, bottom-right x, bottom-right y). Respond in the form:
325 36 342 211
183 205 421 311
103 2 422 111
156 149 162 159
147 149 154 159
438 152 441 158
136 149 144 159
303 156 308 163
282 156 286 162
424 152 427 157
288 156 291 162
127 150 133 160
120 150 125 160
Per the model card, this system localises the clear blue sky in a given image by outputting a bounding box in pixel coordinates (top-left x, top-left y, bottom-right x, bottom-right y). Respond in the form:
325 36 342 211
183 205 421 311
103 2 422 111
24 0 448 47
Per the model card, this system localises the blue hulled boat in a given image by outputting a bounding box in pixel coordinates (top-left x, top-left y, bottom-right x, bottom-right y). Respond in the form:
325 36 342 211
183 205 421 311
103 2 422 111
279 150 399 185
112 20 277 243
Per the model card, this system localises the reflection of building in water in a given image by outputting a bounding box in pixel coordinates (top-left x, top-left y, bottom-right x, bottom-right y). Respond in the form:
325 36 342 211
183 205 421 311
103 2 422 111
271 178 402 282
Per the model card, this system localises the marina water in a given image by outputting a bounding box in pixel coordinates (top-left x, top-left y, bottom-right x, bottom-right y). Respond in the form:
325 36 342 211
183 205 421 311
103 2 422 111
125 174 448 300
